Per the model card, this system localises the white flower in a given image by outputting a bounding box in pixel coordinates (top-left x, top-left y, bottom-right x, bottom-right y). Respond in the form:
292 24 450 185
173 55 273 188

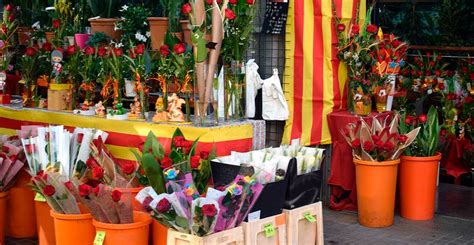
143 21 148 26
145 31 151 37
120 5 128 12
32 21 41 30
45 6 55 11
135 32 147 42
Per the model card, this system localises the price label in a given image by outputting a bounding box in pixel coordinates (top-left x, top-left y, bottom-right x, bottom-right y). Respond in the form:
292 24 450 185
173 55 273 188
263 224 275 238
93 231 106 245
304 212 316 223
34 193 46 202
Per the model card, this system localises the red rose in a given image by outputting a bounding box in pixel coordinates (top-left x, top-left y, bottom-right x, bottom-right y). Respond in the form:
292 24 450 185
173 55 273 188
440 128 447 137
93 186 100 196
42 185 56 197
392 40 400 48
66 45 76 56
366 24 377 33
79 184 92 197
135 44 145 55
129 49 137 59
84 46 95 55
398 135 408 144
8 15 14 22
225 9 236 20
375 140 384 149
363 141 374 152
52 19 61 29
426 52 431 59
64 181 73 191
337 24 345 32
201 204 217 217
173 43 186 54
25 143 36 154
121 162 135 175
247 0 254 4
371 135 380 142
111 189 122 202
92 166 104 179
160 157 173 169
77 133 84 144
200 151 209 160
156 198 171 213
434 70 441 77
173 136 185 147
181 3 192 15
425 70 431 76
42 42 52 52
98 47 107 57
418 114 427 123
114 48 122 56
182 141 193 154
229 0 237 4
25 47 36 57
469 73 474 81
447 70 455 77
5 4 13 12
465 96 473 104
383 141 394 152
351 139 361 148
86 157 98 168
159 45 170 57
351 24 360 35
142 196 154 211
206 0 213 4
438 83 445 90
217 0 222 3
429 61 435 68
190 156 201 169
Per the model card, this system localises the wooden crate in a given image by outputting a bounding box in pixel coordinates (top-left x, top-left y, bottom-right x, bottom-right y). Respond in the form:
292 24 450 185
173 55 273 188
242 213 287 245
283 202 324 245
166 226 244 245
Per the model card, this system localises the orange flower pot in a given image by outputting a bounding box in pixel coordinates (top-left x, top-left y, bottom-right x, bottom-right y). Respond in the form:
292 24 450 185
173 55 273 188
354 158 400 228
151 219 168 245
116 187 144 211
399 153 442 220
0 192 8 245
35 200 56 245
93 211 152 245
6 170 37 238
89 18 122 41
51 211 95 245
148 17 168 51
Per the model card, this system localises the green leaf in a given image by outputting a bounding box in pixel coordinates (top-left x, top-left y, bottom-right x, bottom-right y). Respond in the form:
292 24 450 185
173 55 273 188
143 131 156 154
142 153 166 194
152 139 165 160
176 216 189 229
131 148 142 162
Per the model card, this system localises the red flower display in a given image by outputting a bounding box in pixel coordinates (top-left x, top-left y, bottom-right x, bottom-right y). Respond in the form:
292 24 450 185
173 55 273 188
190 156 201 169
79 184 92 197
159 45 170 57
98 47 107 57
173 43 186 55
201 204 217 217
229 0 237 4
77 133 84 143
363 141 374 152
351 139 361 148
225 9 236 20
92 166 104 179
181 3 192 15
200 151 209 160
42 42 52 52
113 48 123 57
156 198 171 213
42 185 56 197
25 48 36 57
161 157 173 169
52 19 61 29
66 45 76 56
247 0 255 4
111 189 122 202
84 46 95 55
351 24 360 35
5 4 13 12
135 44 145 55
366 24 377 33
173 136 185 147
64 181 73 191
337 24 345 32
418 114 427 124
121 163 135 175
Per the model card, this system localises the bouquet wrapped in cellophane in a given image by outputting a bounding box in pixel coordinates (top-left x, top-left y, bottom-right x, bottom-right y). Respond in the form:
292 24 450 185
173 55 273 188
0 135 25 192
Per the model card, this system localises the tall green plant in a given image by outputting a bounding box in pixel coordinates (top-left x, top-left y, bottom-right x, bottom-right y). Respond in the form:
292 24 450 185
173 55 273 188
160 0 185 32
87 0 121 18
399 106 441 157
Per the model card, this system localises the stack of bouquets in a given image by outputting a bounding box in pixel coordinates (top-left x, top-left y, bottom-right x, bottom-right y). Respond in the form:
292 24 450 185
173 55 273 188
136 170 263 236
0 135 25 192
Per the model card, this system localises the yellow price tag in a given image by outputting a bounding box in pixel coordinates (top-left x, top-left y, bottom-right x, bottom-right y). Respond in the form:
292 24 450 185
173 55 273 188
263 224 275 238
34 193 46 202
93 231 106 245
304 212 316 223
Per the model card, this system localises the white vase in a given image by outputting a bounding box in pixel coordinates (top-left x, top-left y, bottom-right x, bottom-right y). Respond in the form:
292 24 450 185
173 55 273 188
124 79 136 97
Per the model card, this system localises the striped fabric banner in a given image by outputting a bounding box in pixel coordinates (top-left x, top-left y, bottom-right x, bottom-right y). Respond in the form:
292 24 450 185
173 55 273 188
282 0 366 145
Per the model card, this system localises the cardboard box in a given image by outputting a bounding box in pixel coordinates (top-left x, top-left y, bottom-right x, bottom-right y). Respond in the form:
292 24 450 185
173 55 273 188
242 213 286 245
283 202 324 245
166 226 244 245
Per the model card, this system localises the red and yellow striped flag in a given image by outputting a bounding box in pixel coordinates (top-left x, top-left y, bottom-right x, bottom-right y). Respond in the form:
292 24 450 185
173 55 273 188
282 0 366 145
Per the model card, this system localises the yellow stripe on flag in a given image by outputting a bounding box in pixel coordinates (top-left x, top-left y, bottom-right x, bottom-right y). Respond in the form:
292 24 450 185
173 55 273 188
301 0 314 146
321 0 334 145
282 0 296 145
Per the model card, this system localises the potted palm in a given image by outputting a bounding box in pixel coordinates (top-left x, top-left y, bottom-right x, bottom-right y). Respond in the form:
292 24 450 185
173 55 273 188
87 0 122 40
398 106 442 220
342 113 419 228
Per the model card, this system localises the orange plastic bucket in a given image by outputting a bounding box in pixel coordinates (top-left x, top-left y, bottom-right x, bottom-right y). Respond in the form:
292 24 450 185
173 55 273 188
151 219 168 245
93 211 152 245
0 192 8 245
116 187 144 211
6 170 37 238
50 211 95 245
35 200 56 245
399 153 441 220
354 158 400 228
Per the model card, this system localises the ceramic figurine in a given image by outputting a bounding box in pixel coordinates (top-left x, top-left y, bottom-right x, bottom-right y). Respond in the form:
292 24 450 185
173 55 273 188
51 50 63 79
167 93 186 122
95 101 106 117
152 96 169 122
0 71 6 92
128 96 144 119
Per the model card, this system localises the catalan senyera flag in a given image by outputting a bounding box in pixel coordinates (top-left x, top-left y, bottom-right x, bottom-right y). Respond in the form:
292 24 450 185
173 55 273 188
282 0 366 145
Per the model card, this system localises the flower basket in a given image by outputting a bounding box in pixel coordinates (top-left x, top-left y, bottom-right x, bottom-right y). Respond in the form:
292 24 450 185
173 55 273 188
116 187 144 211
0 192 7 245
89 18 122 41
92 211 152 245
35 199 56 245
147 17 168 51
399 153 442 220
354 158 399 228
47 83 73 111
50 211 95 245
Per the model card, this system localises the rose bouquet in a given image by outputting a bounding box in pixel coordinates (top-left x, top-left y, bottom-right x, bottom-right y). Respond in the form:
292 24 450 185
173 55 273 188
341 113 420 161
0 136 25 193
406 51 448 99
124 43 150 120
19 46 40 107
0 4 17 98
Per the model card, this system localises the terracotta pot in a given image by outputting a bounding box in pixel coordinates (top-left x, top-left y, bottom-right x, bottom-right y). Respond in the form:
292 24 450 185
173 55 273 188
0 192 8 245
354 158 399 228
399 153 442 220
6 169 37 238
92 211 152 245
47 83 73 111
35 200 56 245
75 34 91 49
89 18 122 41
0 94 11 104
45 32 55 43
51 211 95 245
180 20 192 47
148 17 168 51
116 187 144 211
17 27 34 46
151 219 168 245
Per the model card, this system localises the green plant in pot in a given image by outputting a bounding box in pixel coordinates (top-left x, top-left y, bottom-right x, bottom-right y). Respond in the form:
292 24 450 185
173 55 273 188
147 0 186 51
398 106 442 221
87 0 122 40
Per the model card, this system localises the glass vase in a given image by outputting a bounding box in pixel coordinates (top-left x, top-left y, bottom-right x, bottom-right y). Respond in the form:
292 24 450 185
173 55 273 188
193 65 219 126
348 86 372 116
224 60 246 121
375 86 388 113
